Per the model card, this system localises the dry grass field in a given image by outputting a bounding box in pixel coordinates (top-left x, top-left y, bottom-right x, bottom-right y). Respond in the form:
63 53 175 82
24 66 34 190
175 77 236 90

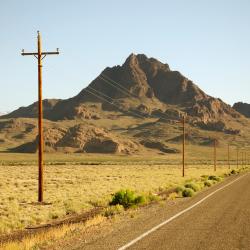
0 147 243 235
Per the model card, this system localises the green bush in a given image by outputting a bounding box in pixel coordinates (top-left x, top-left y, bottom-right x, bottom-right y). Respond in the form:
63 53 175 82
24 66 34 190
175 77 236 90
208 175 222 182
147 193 160 202
109 189 145 208
184 183 200 192
134 195 146 204
182 188 195 197
201 175 209 180
175 186 185 195
204 180 213 187
230 169 237 175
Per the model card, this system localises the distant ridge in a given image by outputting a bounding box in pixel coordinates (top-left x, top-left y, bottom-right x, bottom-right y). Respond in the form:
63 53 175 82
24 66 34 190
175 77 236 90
233 102 250 118
0 111 9 117
1 99 60 119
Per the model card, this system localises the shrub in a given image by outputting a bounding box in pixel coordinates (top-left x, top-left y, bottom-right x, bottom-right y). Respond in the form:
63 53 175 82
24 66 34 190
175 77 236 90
184 183 200 192
175 186 185 195
231 170 236 175
208 175 222 182
109 189 146 208
204 180 213 187
201 175 209 180
147 193 160 202
182 188 195 197
134 195 146 205
103 204 124 217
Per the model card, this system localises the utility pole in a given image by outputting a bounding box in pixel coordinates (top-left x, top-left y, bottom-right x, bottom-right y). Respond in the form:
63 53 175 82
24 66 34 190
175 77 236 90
22 31 59 203
242 151 244 168
245 152 247 167
214 139 217 172
236 147 239 169
182 115 185 177
227 144 230 169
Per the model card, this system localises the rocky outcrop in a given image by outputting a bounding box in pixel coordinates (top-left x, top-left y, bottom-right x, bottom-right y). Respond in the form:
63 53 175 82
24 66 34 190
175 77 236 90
233 102 250 118
196 120 240 134
129 104 151 117
0 118 36 133
136 104 151 115
186 98 241 124
73 105 100 120
140 140 180 154
83 138 120 153
10 124 138 154
159 108 185 122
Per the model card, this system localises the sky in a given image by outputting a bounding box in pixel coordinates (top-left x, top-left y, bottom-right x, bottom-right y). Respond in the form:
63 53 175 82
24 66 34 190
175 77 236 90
1 0 250 112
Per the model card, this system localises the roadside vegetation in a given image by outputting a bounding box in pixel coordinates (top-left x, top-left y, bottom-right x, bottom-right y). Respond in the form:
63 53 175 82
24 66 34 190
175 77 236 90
0 161 243 235
0 164 248 250
0 152 247 249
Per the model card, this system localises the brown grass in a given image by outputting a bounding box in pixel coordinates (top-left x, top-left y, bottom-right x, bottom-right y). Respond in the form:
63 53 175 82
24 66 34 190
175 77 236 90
0 160 236 234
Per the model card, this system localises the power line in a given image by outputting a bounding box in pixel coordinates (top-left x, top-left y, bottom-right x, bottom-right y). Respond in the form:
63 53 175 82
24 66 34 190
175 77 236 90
88 86 154 119
100 73 186 123
98 74 172 122
83 88 146 119
99 73 193 144
99 75 137 99
100 74 138 98
88 86 114 103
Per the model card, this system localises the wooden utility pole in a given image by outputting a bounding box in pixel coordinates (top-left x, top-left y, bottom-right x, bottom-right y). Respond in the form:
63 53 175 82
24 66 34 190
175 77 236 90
182 115 185 177
242 151 244 168
248 153 249 167
236 147 239 169
22 31 59 202
227 144 230 169
214 139 217 172
245 152 247 167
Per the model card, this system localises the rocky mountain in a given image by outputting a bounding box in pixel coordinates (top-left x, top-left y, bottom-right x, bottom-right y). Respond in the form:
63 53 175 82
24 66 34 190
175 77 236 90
84 53 207 104
233 102 250 118
3 54 242 124
1 53 248 154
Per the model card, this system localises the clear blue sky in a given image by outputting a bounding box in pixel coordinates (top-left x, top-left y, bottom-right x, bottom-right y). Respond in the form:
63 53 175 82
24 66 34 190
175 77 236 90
1 0 250 112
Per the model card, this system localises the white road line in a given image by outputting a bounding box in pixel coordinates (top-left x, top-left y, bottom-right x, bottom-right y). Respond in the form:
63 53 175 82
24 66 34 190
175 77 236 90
118 173 248 250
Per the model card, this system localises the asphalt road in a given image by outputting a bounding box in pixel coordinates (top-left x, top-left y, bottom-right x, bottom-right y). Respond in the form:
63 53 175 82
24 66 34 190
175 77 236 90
126 173 250 250
69 173 250 250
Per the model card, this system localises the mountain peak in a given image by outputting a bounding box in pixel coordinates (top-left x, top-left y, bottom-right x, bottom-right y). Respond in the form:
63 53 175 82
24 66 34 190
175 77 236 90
89 52 204 104
3 53 242 125
123 53 170 72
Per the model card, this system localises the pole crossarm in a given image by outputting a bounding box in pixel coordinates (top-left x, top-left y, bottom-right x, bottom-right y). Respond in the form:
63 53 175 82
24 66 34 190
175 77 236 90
22 51 59 56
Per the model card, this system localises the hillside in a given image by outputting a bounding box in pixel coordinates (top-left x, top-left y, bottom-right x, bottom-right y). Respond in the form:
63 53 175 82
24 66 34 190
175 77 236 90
1 53 249 154
233 102 250 118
